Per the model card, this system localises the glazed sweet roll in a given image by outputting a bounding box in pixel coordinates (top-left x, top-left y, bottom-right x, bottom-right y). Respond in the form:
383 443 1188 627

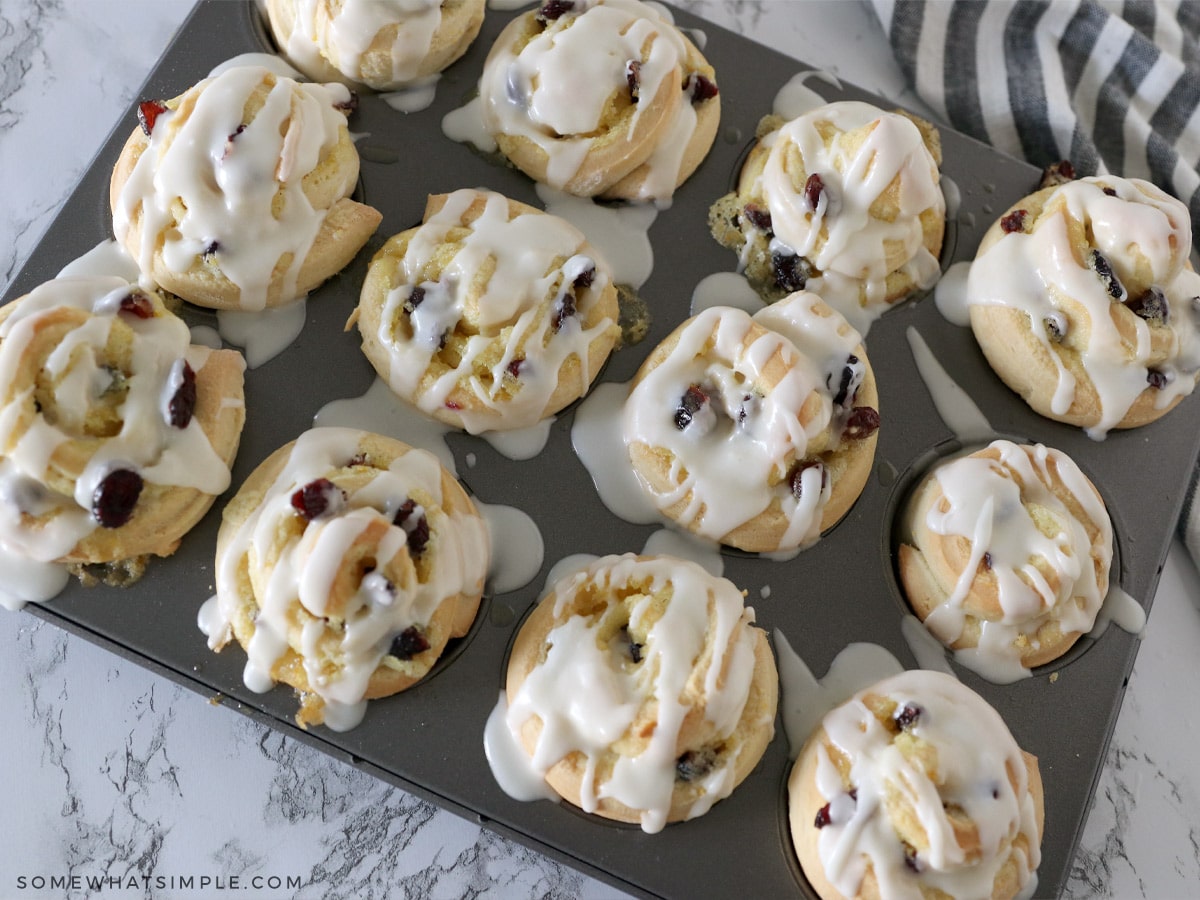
504 553 777 832
966 174 1200 436
789 670 1044 900
898 440 1113 679
709 101 945 329
353 189 621 433
265 0 486 91
111 65 382 311
202 427 489 730
478 0 720 202
623 291 879 553
0 276 245 580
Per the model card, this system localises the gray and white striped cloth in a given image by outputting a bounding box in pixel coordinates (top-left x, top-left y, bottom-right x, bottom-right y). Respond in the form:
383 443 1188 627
870 0 1200 563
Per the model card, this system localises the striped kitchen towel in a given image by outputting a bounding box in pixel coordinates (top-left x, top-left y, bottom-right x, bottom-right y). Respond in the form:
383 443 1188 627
870 0 1200 563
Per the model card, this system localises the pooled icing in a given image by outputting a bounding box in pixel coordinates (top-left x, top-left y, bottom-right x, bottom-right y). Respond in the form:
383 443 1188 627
369 188 618 433
622 291 867 550
201 426 489 728
503 553 764 833
811 670 1041 898
966 175 1200 438
0 276 239 605
914 440 1112 683
113 65 356 311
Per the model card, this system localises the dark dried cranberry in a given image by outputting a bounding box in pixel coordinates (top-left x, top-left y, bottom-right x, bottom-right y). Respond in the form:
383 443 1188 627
742 203 772 233
772 252 812 292
572 261 596 291
843 406 880 440
626 59 642 103
118 292 155 319
394 498 430 556
92 469 143 528
675 747 717 782
829 355 860 408
137 100 168 136
814 803 832 829
552 291 577 332
202 240 220 260
674 384 709 430
1147 368 1169 389
737 393 757 425
1000 209 1028 234
685 72 719 103
1038 160 1076 189
167 361 197 429
619 625 643 664
403 285 425 315
789 461 825 499
1126 286 1169 324
1043 313 1067 342
982 551 993 570
1102 186 1118 197
536 0 574 22
894 703 921 730
333 91 359 114
389 625 430 660
290 478 344 521
506 358 524 378
227 124 246 145
1088 250 1124 300
904 844 923 873
803 173 825 212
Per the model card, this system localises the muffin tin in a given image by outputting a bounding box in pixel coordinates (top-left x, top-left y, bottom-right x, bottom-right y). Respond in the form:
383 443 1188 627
6 2 1199 897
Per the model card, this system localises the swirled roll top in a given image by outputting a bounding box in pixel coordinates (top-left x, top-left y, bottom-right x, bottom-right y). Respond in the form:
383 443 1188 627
0 275 245 566
205 427 489 730
505 553 777 833
789 670 1044 900
111 65 381 311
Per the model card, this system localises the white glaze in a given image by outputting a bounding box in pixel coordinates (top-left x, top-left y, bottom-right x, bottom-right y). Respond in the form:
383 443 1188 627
905 325 993 444
56 239 142 283
934 259 972 327
1092 584 1148 638
772 69 840 121
484 690 560 802
535 185 657 289
571 379 661 523
475 500 544 595
689 271 762 317
216 300 308 368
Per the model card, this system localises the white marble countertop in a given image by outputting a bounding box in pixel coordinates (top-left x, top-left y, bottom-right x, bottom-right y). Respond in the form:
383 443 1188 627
2 1 1199 898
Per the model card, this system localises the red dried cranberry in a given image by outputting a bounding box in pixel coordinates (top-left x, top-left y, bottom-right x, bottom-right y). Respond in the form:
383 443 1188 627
394 499 430 556
445 400 462 410
1147 368 1169 389
290 478 344 521
1000 209 1028 234
92 468 143 528
167 361 197 429
814 803 832 829
685 72 719 103
894 703 921 730
742 203 772 233
118 292 155 319
626 59 642 103
803 173 825 212
536 0 574 22
843 406 880 440
1038 160 1076 188
572 262 596 291
904 844 923 872
1088 250 1124 300
552 291 577 332
1126 286 1169 324
789 461 825 499
772 252 812 292
403 285 425 315
1102 186 1117 197
506 358 524 378
674 384 709 430
137 100 168 136
675 747 717 782
389 625 430 660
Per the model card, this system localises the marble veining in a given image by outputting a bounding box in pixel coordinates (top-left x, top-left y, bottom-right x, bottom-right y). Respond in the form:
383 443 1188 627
2 1 1200 898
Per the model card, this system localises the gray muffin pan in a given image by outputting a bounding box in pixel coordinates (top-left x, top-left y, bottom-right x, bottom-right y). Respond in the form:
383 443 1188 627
6 2 1198 897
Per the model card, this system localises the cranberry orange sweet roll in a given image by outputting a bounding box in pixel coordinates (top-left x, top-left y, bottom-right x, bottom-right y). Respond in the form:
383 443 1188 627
504 553 777 832
789 670 1044 900
353 189 620 433
0 276 245 578
709 101 945 329
478 0 720 202
265 0 486 91
898 441 1113 680
623 291 878 553
966 175 1200 436
110 65 382 311
203 427 489 730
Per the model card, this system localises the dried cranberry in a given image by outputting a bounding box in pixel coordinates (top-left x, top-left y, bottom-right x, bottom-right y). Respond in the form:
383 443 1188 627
982 551 993 570
445 400 462 410
829 355 860 409
1126 286 1169 324
1043 313 1067 342
1147 368 1169 389
118 292 155 319
904 844 923 872
1088 250 1124 300
674 384 709 430
675 747 717 782
803 173 825 212
333 91 359 114
814 803 832 829
389 625 430 660
772 252 812 292
1038 160 1076 188
1000 209 1028 234
202 240 220 260
92 468 143 528
506 358 524 378
167 361 197 429
685 72 719 103
789 461 825 499
394 498 430 556
536 0 574 22
403 285 425 315
742 203 772 233
137 100 168 136
619 625 643 664
626 59 642 103
552 291 577 332
894 703 921 730
572 262 596 291
737 393 757 425
290 478 344 521
1102 186 1118 197
843 406 880 440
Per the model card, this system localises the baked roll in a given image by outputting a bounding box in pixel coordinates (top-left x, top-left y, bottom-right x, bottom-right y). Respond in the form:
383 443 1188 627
0 276 245 577
265 0 486 91
504 553 777 832
709 101 945 328
898 440 1113 679
478 0 720 202
789 670 1044 900
353 189 620 433
623 291 879 553
111 65 382 311
202 427 489 730
967 174 1200 435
